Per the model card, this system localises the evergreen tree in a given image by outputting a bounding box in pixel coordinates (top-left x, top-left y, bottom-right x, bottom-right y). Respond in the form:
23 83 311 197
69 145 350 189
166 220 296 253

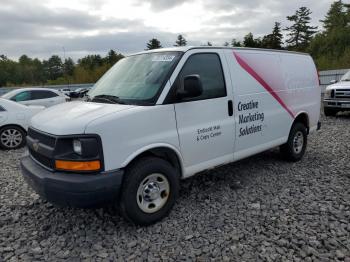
146 38 162 50
78 55 103 70
32 58 46 84
285 7 318 51
174 34 187 46
262 22 283 49
321 1 347 33
243 33 255 47
0 55 10 87
231 39 242 47
18 55 32 65
63 58 74 76
105 50 123 66
309 1 350 69
243 33 261 48
18 55 34 84
43 55 63 80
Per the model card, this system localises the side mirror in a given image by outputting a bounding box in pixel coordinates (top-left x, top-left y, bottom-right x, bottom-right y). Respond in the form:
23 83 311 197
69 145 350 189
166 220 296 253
177 74 203 99
329 79 337 84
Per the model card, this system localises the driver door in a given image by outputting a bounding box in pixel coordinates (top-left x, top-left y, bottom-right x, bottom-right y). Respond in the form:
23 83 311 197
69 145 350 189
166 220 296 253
172 50 235 176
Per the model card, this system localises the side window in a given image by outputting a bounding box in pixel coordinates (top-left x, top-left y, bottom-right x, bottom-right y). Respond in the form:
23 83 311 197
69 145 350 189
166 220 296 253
32 91 58 100
178 53 226 101
47 91 58 98
12 91 31 102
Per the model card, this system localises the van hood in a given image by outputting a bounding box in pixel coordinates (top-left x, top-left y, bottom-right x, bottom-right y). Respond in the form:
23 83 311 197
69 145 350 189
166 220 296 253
328 81 350 90
30 101 136 135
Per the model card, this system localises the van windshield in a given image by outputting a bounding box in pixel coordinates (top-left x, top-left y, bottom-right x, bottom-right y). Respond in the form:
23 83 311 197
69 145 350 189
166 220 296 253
88 52 182 105
341 71 350 81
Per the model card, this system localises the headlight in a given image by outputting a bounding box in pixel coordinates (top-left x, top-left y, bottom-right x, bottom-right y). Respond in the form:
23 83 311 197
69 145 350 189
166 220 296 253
55 137 102 172
73 139 82 155
324 89 332 99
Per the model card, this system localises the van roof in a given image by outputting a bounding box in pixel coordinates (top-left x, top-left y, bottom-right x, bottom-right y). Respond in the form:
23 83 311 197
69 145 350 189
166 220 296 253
133 46 309 56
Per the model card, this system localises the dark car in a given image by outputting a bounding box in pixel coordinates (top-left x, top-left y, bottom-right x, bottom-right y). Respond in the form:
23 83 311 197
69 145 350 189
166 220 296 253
70 88 90 98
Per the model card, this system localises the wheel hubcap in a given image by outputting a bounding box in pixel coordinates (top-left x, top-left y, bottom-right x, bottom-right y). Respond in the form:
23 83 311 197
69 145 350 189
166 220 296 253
293 131 304 154
0 129 22 148
137 173 170 214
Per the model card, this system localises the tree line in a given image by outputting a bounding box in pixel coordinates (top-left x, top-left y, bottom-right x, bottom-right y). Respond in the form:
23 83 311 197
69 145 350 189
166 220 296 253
0 50 124 87
0 1 349 87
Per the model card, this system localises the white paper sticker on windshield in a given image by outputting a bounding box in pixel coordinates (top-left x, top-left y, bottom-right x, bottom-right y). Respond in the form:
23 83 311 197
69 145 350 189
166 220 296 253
152 55 175 62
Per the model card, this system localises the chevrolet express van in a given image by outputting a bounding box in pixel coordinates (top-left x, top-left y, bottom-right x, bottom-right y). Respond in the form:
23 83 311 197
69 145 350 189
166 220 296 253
21 47 321 225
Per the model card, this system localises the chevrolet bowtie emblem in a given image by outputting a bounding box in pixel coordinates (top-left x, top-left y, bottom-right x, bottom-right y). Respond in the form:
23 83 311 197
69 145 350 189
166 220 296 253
33 141 39 152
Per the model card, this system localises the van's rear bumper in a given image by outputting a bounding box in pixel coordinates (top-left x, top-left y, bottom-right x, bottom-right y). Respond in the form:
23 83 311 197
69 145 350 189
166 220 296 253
21 156 124 208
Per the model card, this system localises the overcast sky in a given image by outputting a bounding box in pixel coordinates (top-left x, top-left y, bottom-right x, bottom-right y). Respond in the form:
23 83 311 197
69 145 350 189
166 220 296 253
0 0 337 60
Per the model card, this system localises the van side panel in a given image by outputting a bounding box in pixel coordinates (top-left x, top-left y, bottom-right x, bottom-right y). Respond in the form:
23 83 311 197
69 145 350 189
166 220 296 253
279 53 320 131
225 49 293 159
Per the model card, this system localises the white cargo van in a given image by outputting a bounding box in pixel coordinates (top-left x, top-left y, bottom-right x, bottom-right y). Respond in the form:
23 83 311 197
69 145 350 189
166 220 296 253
21 47 321 225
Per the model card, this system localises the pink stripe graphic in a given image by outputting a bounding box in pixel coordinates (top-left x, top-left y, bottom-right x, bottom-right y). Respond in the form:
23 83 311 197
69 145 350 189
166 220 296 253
233 51 295 118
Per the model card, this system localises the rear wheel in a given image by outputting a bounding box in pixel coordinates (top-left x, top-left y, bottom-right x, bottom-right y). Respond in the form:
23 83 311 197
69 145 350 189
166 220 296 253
120 157 179 226
280 122 307 162
0 126 26 150
324 107 337 117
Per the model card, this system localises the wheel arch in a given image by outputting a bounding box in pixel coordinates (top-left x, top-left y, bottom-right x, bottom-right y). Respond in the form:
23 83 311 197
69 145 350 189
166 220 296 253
292 111 310 134
0 123 27 134
121 144 184 178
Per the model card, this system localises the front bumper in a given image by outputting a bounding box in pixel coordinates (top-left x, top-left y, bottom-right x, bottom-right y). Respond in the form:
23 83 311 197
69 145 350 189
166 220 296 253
323 99 350 110
21 156 124 208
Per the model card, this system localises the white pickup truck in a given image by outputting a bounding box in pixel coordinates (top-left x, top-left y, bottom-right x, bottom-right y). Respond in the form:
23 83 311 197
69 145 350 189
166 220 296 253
323 70 350 116
21 47 321 225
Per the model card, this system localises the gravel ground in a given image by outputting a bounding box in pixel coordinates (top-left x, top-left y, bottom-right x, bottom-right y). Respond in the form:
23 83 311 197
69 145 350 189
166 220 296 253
0 113 350 261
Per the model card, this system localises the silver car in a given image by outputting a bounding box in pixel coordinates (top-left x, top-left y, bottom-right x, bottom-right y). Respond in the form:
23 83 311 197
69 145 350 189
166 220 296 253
2 88 70 107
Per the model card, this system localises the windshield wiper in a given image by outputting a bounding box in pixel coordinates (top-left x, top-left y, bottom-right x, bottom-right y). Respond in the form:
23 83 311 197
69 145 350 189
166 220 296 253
91 95 125 104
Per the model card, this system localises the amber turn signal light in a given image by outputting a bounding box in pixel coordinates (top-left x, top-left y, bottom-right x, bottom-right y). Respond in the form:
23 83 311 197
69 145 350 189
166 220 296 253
55 160 101 171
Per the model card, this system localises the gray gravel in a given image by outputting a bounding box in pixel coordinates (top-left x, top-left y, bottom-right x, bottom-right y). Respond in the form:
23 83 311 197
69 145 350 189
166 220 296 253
1 113 350 261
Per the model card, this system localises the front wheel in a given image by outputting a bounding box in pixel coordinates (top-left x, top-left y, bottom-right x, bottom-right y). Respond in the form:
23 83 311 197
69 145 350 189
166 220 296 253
120 157 179 226
0 126 26 150
280 122 307 162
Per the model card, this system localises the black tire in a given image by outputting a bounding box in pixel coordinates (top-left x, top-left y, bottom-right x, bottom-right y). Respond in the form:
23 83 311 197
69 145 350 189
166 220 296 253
0 125 26 150
280 122 307 162
324 107 337 117
120 157 179 226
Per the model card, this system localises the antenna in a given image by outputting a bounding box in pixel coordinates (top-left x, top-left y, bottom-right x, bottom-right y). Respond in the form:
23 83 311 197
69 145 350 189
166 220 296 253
62 46 70 88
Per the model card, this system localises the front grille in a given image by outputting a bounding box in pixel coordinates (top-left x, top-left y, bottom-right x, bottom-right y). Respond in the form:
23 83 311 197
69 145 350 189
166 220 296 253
335 89 350 99
28 128 56 147
27 128 56 169
29 148 54 169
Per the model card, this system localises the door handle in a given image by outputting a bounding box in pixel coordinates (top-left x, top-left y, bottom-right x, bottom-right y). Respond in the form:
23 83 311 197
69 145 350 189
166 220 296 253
228 100 233 116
